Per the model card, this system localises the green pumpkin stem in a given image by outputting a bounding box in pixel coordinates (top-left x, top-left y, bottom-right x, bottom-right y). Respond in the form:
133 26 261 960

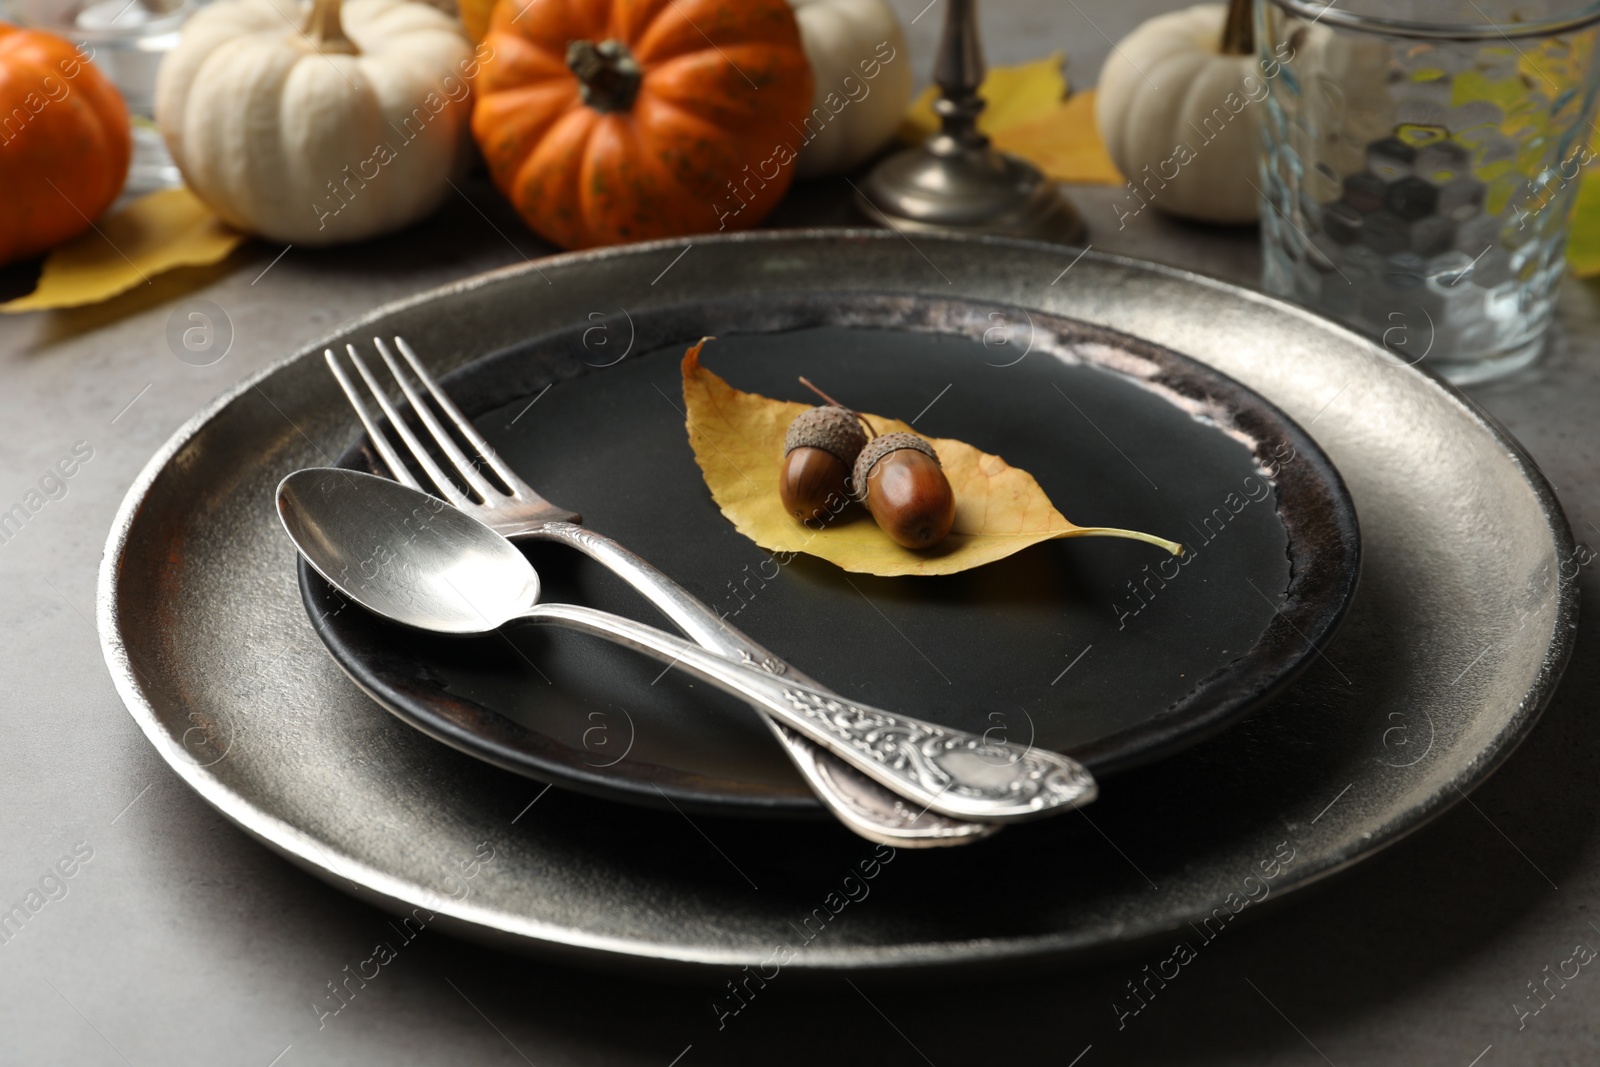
567 39 642 113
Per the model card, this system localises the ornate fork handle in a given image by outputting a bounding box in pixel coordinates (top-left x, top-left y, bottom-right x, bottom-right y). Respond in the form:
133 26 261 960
326 339 1038 842
776 688 1097 819
520 601 1098 823
514 521 1010 840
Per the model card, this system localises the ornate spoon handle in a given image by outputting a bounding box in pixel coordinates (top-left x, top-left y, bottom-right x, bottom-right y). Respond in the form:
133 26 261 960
519 601 1098 823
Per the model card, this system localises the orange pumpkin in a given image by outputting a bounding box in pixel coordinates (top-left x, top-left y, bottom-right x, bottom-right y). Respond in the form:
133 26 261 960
0 23 131 266
458 0 495 43
473 0 812 249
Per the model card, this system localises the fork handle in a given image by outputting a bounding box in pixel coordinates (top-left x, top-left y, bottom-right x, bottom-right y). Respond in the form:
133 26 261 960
509 521 1002 843
516 601 1096 822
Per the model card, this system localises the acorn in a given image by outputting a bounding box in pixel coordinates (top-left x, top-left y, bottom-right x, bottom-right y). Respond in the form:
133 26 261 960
853 432 956 549
780 403 869 524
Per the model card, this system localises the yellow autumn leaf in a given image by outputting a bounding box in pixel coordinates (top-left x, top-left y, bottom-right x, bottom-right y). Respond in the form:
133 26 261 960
993 90 1123 185
1 187 246 314
1450 68 1526 113
681 340 1181 578
1569 168 1600 277
900 56 1121 185
901 53 1067 142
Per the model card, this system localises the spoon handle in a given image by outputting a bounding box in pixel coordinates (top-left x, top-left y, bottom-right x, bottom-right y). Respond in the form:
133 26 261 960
518 601 1097 823
523 522 1000 843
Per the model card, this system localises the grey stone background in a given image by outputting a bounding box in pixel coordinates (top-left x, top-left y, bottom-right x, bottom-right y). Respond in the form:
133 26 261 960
0 0 1596 1064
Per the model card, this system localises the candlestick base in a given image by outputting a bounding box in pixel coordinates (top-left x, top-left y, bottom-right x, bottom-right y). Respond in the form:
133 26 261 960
855 140 1085 244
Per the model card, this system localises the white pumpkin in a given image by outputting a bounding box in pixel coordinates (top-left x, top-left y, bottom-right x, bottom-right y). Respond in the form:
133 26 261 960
1096 0 1277 224
155 0 473 245
787 0 912 180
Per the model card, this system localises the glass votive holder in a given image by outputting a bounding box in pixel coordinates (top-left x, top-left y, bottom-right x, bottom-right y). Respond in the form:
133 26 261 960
1256 0 1600 383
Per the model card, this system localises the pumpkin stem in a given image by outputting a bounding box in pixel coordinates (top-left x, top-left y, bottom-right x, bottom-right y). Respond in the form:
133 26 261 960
1220 0 1254 56
302 0 359 55
567 39 641 113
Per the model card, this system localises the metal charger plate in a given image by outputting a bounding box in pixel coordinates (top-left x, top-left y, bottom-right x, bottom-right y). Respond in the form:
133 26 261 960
98 232 1577 973
297 296 1360 813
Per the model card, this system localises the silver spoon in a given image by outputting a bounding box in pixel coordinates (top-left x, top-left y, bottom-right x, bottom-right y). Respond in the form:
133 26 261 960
277 468 1097 824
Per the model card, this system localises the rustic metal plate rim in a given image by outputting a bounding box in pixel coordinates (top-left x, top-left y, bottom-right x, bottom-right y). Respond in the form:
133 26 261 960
95 229 1578 973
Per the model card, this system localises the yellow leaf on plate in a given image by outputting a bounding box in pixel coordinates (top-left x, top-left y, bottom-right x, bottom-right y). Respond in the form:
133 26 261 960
1 187 247 314
1568 167 1600 277
900 53 1068 142
681 339 1181 578
992 90 1122 185
900 57 1122 186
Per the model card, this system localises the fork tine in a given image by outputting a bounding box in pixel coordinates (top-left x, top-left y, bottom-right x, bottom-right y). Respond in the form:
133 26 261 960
391 336 526 493
343 344 474 510
372 337 502 503
325 349 425 492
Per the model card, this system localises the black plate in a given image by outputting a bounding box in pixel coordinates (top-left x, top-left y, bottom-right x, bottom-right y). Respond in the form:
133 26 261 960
299 293 1360 814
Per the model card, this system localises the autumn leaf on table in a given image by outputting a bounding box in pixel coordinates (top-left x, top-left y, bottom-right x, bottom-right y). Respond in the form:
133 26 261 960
1567 168 1600 277
0 187 246 314
680 339 1180 578
1441 62 1600 276
899 54 1122 185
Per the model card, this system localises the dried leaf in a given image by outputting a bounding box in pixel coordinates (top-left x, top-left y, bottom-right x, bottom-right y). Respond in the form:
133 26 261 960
900 53 1067 143
900 56 1121 186
681 339 1181 577
1568 167 1600 277
993 90 1122 185
1 187 247 314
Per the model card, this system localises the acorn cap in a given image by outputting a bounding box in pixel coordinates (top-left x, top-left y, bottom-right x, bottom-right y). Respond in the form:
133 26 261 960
852 431 939 500
784 405 868 464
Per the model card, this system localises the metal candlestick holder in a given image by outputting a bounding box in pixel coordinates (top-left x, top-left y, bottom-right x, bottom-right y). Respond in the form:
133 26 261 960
855 0 1085 243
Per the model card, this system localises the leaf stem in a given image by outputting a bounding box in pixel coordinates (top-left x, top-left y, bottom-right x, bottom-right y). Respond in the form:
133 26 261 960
1066 527 1185 555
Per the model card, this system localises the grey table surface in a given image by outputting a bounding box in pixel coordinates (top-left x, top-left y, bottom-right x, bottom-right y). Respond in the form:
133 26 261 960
2 1 1597 1064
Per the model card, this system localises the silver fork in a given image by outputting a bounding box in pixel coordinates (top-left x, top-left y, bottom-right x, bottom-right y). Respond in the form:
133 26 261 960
325 339 1078 843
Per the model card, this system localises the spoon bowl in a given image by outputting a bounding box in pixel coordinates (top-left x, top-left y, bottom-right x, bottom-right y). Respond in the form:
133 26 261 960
278 468 539 634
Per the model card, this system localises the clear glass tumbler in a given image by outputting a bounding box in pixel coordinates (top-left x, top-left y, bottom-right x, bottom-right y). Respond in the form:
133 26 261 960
1256 0 1600 383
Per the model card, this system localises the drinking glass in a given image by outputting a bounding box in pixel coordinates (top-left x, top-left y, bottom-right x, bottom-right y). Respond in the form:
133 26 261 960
1256 0 1600 383
4 0 192 196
